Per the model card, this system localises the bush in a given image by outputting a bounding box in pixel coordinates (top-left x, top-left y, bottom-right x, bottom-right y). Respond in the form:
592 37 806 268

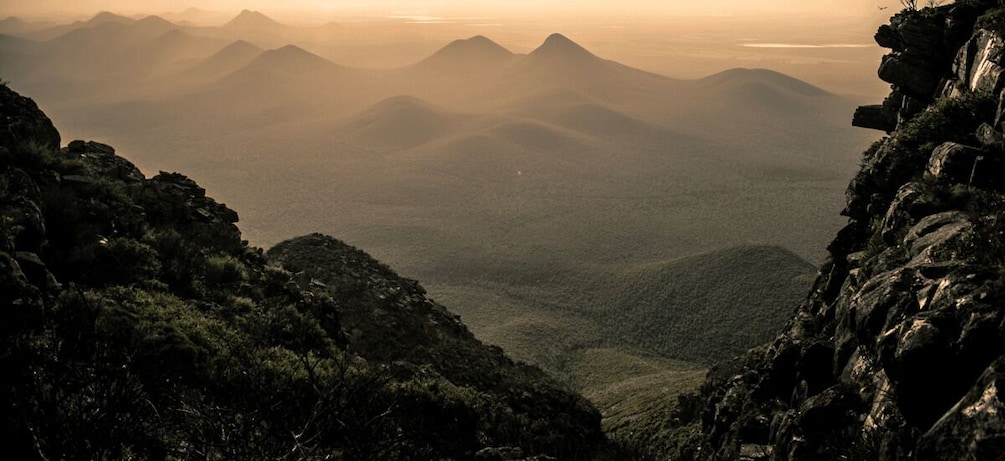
204 253 248 286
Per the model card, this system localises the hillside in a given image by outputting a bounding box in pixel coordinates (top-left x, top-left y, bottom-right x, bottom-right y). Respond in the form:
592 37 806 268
678 2 1005 459
0 84 608 460
591 245 816 364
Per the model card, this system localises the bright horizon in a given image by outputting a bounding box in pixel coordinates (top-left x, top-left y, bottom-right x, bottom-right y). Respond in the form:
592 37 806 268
4 0 902 22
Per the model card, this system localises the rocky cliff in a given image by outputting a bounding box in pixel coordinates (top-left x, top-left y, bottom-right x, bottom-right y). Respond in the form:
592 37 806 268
0 84 606 460
690 2 1005 460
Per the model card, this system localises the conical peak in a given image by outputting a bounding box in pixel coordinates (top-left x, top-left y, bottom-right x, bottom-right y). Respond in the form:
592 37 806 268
438 35 511 57
531 33 595 60
226 9 281 27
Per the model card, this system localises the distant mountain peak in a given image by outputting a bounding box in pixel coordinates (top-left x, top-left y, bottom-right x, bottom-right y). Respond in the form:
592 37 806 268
417 35 514 72
137 15 175 28
702 68 831 97
224 9 283 29
530 33 596 60
218 39 261 54
433 35 512 59
87 11 133 25
251 44 334 70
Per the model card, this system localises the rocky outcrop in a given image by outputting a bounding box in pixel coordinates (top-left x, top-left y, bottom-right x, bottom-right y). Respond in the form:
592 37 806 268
689 3 1005 460
0 84 60 151
854 2 996 132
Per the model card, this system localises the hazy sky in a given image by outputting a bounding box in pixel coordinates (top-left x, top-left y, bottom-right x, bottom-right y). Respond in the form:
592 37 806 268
4 0 903 20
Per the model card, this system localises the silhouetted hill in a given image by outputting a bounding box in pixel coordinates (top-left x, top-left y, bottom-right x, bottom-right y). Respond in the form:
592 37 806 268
339 95 466 149
529 33 600 63
185 39 263 78
414 35 515 74
701 68 830 96
0 16 52 36
495 33 680 104
234 44 339 76
222 9 295 38
698 67 836 114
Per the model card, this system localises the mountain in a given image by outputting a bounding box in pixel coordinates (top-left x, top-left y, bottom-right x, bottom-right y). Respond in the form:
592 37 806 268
338 95 469 149
680 3 1005 460
0 16 54 36
87 11 135 25
159 7 232 26
0 84 610 460
529 33 600 64
184 39 263 79
412 35 515 75
232 44 340 77
22 11 137 41
494 33 680 105
698 67 836 114
222 9 293 37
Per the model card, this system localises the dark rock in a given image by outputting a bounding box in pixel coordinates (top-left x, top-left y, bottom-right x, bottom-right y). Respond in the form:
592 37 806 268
63 140 145 183
14 251 58 289
879 54 942 99
880 182 932 245
915 356 1005 461
902 211 972 262
851 269 920 343
797 342 835 396
896 13 949 60
475 446 525 460
66 139 115 155
875 24 903 51
926 142 984 184
852 104 898 132
877 312 959 426
0 85 60 151
4 195 45 252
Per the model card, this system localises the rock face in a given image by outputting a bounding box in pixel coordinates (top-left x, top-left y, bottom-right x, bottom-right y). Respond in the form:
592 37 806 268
689 3 1005 460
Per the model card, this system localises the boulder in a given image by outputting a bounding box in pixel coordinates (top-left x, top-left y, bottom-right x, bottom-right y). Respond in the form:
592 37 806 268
879 54 942 99
880 182 932 245
875 24 903 51
967 30 1005 94
902 211 972 262
852 105 898 132
927 142 1004 188
64 140 145 183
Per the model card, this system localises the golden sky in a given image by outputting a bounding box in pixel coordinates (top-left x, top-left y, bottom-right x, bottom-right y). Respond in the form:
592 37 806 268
3 0 902 20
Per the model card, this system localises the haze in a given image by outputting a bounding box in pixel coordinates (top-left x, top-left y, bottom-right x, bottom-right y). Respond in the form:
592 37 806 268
1 0 893 435
5 0 900 18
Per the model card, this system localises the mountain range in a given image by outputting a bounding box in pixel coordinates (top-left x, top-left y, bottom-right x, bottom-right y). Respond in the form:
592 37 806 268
0 11 881 456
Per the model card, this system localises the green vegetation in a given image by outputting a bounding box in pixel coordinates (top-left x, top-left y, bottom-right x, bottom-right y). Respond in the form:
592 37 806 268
587 245 815 364
892 91 996 156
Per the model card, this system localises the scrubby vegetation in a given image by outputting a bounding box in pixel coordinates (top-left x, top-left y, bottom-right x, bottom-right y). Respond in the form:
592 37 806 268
0 85 608 459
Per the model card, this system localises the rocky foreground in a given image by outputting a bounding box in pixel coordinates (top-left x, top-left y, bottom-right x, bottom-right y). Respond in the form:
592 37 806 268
688 2 1005 460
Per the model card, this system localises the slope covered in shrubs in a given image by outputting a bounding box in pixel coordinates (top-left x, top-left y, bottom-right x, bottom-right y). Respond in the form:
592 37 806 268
0 84 607 460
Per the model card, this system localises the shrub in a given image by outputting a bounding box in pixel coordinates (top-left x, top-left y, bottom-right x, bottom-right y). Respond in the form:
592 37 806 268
204 253 248 286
